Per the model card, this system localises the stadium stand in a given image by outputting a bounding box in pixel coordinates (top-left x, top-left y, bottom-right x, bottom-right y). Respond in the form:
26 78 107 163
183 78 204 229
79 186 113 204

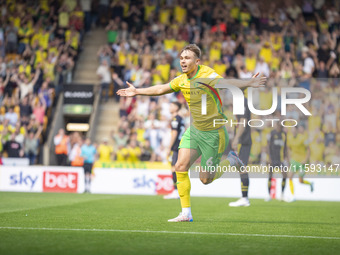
93 0 340 166
2 0 339 167
0 0 83 164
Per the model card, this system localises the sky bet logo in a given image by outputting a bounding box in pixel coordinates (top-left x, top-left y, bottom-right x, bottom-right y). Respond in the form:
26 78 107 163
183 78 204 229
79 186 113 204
199 82 311 127
10 171 38 190
43 172 78 193
133 175 156 189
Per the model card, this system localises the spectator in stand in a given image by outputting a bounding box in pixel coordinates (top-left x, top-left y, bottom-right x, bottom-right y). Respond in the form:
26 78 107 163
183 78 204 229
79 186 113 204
69 132 84 167
24 126 42 165
4 106 18 126
0 0 84 164
111 129 128 151
97 0 339 166
105 20 118 44
81 0 92 33
96 59 112 102
13 122 25 148
19 96 32 126
140 139 154 161
97 45 113 65
254 57 270 78
3 133 24 158
97 137 113 162
38 80 54 109
117 139 141 163
32 94 46 126
5 21 18 54
0 70 10 101
14 68 41 100
54 128 70 166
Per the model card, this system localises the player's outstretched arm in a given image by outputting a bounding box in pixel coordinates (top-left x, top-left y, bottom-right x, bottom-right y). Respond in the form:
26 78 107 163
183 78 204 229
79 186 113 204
116 82 173 97
220 72 267 89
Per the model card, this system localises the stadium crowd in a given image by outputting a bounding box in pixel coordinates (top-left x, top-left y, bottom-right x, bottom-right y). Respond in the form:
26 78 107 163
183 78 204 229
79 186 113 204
1 0 339 167
0 0 84 164
95 0 340 165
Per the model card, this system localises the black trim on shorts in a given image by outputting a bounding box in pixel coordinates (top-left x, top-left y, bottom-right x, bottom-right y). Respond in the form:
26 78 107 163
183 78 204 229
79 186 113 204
83 163 93 174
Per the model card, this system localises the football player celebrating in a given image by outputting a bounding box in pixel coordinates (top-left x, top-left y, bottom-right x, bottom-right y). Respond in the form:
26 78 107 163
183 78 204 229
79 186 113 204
118 44 266 222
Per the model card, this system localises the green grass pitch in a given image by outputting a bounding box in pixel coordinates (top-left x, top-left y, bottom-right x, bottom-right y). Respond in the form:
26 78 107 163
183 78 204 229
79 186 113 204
0 192 339 255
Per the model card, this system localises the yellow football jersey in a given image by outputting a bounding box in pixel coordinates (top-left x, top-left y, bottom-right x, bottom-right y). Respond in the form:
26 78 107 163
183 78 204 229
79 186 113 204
98 144 113 162
287 133 308 163
310 141 324 163
245 57 256 72
169 65 225 131
159 9 171 25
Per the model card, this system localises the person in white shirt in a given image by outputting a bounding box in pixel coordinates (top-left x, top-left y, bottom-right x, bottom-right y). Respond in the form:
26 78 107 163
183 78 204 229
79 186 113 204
4 106 18 126
302 50 315 76
15 69 41 100
254 57 270 77
96 59 112 102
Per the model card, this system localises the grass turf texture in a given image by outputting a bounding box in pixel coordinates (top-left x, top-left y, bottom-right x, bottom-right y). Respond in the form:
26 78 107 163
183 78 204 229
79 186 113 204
0 192 339 255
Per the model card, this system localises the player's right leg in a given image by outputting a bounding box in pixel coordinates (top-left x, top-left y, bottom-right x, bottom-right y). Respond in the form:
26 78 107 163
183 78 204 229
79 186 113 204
168 127 201 222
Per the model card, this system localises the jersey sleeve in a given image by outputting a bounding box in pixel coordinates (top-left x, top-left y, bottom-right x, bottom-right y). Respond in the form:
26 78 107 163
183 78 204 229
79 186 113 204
169 75 182 92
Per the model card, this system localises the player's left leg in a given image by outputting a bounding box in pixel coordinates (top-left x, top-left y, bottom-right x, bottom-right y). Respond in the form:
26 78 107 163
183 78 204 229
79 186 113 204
196 126 245 184
198 126 230 184
293 160 314 192
299 175 314 192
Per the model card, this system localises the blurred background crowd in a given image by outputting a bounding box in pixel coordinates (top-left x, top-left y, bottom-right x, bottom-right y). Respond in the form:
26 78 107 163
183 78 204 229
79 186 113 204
98 0 340 166
0 0 83 164
0 0 339 166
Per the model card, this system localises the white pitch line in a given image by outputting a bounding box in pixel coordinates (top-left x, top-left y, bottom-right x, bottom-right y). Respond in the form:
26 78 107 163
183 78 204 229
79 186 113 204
0 227 339 240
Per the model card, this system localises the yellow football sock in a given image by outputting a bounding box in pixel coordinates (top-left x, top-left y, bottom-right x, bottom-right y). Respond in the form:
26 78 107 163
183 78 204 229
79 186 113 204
176 171 191 208
289 179 294 195
302 180 311 185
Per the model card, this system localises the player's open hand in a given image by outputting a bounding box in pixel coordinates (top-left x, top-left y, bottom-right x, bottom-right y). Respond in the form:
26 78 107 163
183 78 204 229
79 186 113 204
116 81 137 97
249 72 267 88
